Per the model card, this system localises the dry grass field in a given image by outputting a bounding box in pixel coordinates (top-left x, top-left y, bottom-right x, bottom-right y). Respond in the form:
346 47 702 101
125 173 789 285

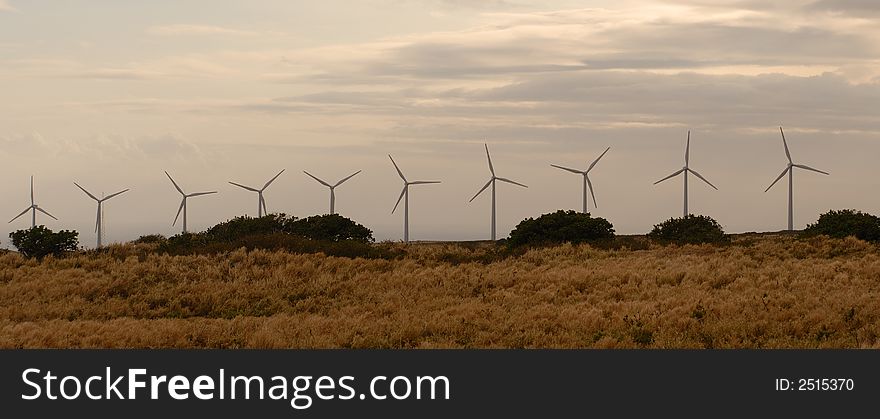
2 234 879 348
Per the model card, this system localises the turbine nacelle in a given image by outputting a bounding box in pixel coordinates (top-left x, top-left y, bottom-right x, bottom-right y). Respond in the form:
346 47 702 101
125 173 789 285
304 170 362 214
74 182 129 247
470 144 527 240
388 155 440 243
229 169 285 217
764 127 830 231
654 132 717 217
165 171 217 233
8 176 58 228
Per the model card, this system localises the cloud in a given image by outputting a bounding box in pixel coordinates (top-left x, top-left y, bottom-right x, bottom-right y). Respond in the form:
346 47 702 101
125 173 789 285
70 68 166 80
147 24 259 37
807 0 880 15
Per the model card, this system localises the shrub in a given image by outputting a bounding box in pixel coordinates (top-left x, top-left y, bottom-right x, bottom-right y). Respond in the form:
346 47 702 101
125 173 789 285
205 214 288 242
132 234 167 244
9 226 79 259
507 210 615 247
155 214 382 258
648 215 727 245
803 209 880 242
283 214 374 243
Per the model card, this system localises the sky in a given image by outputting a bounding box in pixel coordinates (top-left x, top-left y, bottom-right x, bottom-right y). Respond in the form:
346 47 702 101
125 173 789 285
2 0 880 247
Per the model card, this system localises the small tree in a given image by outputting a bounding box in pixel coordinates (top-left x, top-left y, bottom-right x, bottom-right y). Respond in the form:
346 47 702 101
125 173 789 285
9 226 79 259
648 215 727 245
205 214 288 242
284 214 374 243
804 209 880 242
507 210 615 247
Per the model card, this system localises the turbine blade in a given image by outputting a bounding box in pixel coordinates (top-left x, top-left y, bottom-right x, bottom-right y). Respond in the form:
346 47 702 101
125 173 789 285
30 176 34 206
9 207 31 223
188 191 217 197
550 164 584 174
685 131 690 165
262 169 285 190
688 168 718 190
36 206 58 220
73 182 99 201
165 171 185 195
469 179 493 202
172 199 185 226
496 177 528 188
485 143 495 176
303 171 332 187
764 167 790 192
793 164 829 176
409 180 441 185
780 127 792 163
654 169 685 185
95 208 101 233
392 186 406 214
260 194 268 214
102 189 129 201
586 175 597 208
587 147 611 172
389 155 407 182
229 182 259 192
333 170 362 188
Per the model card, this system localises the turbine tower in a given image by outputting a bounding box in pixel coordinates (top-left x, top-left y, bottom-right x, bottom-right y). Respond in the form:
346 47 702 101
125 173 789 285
469 144 528 241
551 147 611 213
74 183 129 248
9 176 57 228
765 127 829 231
654 131 717 217
389 155 440 243
229 169 285 217
303 170 362 214
165 171 217 234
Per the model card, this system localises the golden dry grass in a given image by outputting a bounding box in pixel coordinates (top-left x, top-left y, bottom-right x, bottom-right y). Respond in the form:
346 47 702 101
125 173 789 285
2 234 879 348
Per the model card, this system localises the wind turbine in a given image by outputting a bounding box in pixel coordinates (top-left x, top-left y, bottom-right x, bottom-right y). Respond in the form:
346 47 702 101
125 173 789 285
551 147 611 213
303 170 362 215
73 183 129 248
654 131 718 217
469 144 528 241
229 169 285 217
764 127 829 231
165 171 217 233
9 176 57 228
389 155 440 243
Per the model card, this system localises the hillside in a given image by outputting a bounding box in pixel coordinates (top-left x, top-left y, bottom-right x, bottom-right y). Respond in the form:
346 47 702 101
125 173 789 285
1 233 878 348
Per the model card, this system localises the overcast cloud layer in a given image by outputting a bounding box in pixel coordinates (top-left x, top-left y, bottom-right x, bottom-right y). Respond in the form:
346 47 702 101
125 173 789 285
1 0 879 246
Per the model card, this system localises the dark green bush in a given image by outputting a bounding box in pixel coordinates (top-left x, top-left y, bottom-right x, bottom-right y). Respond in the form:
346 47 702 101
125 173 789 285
205 214 288 242
648 215 727 245
156 214 382 258
158 233 398 259
283 214 374 243
132 234 167 244
803 209 880 242
507 210 615 247
9 226 79 259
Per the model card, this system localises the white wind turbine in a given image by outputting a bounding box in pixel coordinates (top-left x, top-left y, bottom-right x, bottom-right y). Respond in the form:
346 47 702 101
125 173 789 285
654 131 718 217
551 147 611 213
9 176 58 228
229 169 285 217
469 144 528 241
165 171 217 234
73 183 129 248
765 127 829 231
303 170 362 214
389 155 440 243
